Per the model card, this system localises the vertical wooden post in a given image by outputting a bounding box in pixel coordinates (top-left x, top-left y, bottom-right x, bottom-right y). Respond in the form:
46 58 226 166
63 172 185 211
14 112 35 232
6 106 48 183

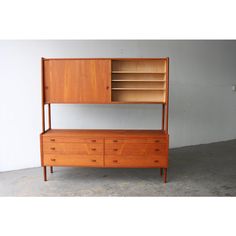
43 166 47 181
164 168 167 183
50 167 53 173
48 103 51 129
41 58 45 132
165 57 169 132
164 58 169 183
162 104 165 131
41 58 46 181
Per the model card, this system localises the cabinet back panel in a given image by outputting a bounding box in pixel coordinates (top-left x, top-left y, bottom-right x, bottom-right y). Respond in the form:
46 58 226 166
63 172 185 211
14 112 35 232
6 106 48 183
112 60 166 73
112 73 166 81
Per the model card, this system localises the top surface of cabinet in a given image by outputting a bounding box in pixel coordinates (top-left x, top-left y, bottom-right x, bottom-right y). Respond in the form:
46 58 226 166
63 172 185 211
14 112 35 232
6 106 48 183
42 58 169 104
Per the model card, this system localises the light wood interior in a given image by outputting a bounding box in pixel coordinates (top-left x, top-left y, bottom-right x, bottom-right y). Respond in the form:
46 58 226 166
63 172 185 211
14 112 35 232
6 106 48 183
111 59 167 102
112 60 166 73
112 90 165 102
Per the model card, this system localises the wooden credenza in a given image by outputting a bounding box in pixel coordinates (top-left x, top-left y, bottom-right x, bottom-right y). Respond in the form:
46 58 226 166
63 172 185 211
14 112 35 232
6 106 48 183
40 58 169 182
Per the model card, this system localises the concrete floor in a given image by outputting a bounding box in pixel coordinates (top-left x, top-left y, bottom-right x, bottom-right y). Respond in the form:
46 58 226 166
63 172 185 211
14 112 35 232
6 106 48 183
0 139 235 196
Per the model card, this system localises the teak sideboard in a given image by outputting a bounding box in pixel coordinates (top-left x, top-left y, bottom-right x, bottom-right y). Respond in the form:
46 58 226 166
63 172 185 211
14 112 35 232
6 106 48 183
40 58 169 182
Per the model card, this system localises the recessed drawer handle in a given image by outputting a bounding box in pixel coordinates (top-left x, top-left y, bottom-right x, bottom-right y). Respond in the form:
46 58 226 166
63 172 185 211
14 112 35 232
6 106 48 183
113 140 118 143
50 158 56 162
91 159 97 162
155 149 160 152
91 148 96 151
91 140 96 143
113 160 118 163
50 147 55 150
113 149 118 151
50 138 55 142
154 160 159 163
155 140 160 143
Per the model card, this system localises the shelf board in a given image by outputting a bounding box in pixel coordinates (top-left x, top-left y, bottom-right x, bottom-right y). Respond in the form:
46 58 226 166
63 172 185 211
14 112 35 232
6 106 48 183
112 79 166 82
112 71 166 74
112 88 166 91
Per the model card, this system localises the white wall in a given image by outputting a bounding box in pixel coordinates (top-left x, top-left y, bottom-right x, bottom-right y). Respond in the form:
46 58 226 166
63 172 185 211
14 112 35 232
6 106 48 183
0 40 236 172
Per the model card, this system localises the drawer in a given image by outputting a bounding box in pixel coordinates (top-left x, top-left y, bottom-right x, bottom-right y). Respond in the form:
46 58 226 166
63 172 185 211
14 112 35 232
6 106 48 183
145 144 168 155
146 138 168 144
105 143 168 155
105 143 147 156
43 154 103 167
105 155 168 168
43 136 103 143
43 143 103 155
105 138 146 144
105 137 168 144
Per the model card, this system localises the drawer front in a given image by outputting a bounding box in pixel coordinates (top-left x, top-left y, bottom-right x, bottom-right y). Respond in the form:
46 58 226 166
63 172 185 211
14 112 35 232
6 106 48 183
105 138 146 144
44 154 103 167
145 144 168 155
105 137 168 144
43 136 103 143
105 155 168 168
105 143 168 156
105 143 147 156
43 143 103 155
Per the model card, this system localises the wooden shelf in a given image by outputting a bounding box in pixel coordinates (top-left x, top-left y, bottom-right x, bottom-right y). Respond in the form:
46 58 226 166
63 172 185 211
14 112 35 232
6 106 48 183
112 88 166 91
112 79 165 82
111 59 167 103
112 71 166 74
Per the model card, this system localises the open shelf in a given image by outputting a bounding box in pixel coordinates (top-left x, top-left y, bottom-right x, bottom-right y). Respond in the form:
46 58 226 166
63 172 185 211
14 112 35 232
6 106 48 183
112 90 166 103
112 59 166 73
112 71 166 74
112 88 166 91
112 79 165 82
111 59 167 103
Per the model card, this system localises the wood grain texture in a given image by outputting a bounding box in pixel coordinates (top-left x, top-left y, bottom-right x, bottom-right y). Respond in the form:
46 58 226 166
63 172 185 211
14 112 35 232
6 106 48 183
41 129 168 169
44 154 103 167
105 143 167 156
42 129 168 138
40 57 169 182
44 143 103 155
44 59 111 103
105 155 168 168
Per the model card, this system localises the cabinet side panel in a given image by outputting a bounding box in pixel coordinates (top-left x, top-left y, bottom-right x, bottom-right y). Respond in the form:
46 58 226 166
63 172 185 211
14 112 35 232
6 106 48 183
43 60 51 103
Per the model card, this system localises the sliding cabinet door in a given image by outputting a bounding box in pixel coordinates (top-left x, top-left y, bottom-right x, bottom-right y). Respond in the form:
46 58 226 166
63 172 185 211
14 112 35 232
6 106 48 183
44 59 111 103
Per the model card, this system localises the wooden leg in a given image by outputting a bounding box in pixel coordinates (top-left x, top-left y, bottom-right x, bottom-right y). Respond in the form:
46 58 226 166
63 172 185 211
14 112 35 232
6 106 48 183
43 166 47 181
50 166 53 173
160 168 163 176
164 168 167 183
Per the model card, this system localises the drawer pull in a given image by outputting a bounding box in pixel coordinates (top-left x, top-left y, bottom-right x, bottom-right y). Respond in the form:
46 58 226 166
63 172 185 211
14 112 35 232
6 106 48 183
155 149 160 152
113 160 118 163
154 160 159 163
155 140 160 143
113 149 118 151
50 138 55 142
91 140 96 143
50 147 55 150
91 148 96 151
113 140 118 143
50 158 56 162
91 159 97 162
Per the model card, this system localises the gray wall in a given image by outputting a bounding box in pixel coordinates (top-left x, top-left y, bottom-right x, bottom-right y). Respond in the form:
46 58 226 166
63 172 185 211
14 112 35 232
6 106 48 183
0 40 236 171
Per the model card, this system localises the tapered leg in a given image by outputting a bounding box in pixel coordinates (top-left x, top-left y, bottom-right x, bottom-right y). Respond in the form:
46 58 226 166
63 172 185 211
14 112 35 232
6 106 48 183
50 166 53 173
160 168 163 176
43 166 47 181
164 168 167 183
